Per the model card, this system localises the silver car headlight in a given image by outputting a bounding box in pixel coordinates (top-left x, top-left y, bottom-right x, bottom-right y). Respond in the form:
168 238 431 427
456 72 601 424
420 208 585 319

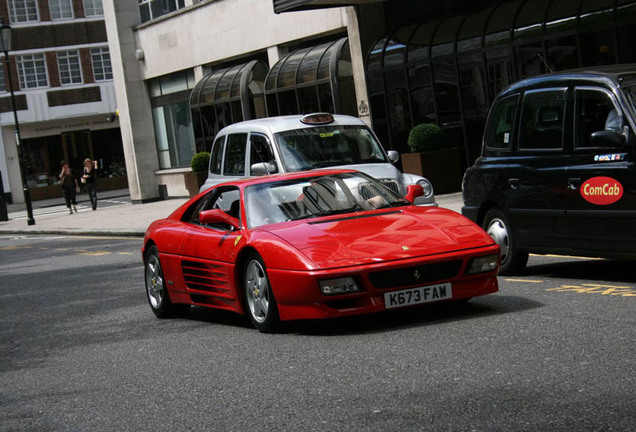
416 179 434 198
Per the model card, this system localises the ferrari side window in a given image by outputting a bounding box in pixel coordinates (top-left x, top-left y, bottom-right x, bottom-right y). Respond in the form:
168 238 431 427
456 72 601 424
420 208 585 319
200 187 241 230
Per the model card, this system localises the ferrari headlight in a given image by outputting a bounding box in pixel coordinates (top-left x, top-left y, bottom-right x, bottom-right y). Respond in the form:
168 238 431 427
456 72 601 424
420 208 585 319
416 179 434 198
319 277 360 295
466 254 499 275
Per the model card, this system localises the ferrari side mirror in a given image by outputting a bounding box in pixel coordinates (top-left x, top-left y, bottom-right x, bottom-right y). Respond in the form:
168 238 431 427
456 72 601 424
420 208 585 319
200 209 239 230
405 184 424 203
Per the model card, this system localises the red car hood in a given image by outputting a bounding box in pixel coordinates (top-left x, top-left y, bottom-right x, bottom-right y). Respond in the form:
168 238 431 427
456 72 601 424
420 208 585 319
259 207 494 268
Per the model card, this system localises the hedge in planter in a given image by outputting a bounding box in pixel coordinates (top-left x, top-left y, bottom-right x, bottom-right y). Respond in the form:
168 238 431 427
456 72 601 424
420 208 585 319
407 123 444 153
185 152 211 197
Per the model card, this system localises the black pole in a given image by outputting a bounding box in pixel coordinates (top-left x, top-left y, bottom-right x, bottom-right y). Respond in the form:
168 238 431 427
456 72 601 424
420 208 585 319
3 50 35 225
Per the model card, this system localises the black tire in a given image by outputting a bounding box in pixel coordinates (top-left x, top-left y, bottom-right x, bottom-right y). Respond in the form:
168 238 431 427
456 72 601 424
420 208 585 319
482 208 529 275
144 245 189 318
243 253 280 333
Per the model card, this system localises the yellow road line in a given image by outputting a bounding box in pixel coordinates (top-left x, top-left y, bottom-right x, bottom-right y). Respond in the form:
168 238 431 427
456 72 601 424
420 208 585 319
504 278 544 283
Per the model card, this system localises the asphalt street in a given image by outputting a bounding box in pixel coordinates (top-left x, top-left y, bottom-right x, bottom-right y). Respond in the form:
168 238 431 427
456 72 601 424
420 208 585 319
1 235 634 431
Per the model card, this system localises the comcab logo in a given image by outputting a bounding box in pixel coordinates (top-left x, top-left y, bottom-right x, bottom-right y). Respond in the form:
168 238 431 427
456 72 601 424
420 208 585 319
581 176 624 205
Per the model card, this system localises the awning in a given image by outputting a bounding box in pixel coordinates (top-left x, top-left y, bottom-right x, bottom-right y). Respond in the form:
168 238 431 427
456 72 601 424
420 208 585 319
273 0 384 14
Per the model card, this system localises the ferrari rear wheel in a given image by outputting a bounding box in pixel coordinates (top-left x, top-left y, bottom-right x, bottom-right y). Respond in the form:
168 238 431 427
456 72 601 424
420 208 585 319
244 253 280 333
145 245 188 318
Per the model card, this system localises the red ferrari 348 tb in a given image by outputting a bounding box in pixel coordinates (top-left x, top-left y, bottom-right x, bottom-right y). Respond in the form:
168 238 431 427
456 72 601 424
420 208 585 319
143 169 499 332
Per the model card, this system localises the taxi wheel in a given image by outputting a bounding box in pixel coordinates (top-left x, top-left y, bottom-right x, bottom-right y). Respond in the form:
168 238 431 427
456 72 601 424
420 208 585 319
144 246 189 318
243 253 280 333
482 209 528 275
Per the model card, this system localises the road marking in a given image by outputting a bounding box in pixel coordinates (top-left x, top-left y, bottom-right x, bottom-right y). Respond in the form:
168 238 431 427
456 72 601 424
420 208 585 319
504 278 544 283
118 252 133 255
80 251 111 256
531 253 603 261
0 245 31 250
547 283 635 297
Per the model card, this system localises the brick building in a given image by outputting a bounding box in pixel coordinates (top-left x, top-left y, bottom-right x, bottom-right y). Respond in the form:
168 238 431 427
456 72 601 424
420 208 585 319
0 0 123 204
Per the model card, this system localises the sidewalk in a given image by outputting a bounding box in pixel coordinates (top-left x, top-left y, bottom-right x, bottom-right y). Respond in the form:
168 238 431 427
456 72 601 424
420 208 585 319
0 189 464 237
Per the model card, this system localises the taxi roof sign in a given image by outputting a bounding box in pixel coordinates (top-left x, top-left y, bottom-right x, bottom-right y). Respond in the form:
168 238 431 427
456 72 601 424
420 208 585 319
300 113 335 125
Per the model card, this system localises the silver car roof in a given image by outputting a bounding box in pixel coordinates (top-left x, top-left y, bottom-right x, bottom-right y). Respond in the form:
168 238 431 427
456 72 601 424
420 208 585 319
215 114 369 136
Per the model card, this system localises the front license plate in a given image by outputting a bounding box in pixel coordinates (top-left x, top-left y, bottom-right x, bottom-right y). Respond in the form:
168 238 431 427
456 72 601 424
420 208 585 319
384 283 452 309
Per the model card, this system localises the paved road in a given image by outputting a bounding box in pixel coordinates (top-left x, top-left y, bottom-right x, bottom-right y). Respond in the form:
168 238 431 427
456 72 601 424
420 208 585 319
1 235 634 431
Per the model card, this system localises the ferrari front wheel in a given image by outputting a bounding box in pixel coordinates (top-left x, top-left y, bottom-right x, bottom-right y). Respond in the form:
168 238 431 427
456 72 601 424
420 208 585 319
244 253 280 333
144 245 188 318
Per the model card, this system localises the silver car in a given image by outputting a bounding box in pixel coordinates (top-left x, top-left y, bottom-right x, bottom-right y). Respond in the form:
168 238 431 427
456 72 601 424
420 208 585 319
201 113 436 205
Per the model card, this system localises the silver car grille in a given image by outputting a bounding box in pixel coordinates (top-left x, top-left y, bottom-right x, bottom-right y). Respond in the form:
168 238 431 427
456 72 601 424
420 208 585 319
360 179 400 200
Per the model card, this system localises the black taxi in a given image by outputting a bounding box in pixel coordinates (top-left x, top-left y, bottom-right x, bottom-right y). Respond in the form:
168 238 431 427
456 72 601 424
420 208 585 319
462 65 636 274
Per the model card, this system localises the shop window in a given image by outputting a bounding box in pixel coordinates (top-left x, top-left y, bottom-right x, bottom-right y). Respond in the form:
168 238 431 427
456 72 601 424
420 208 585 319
617 24 636 63
580 30 616 66
545 35 578 71
8 0 39 23
153 101 196 169
0 64 6 92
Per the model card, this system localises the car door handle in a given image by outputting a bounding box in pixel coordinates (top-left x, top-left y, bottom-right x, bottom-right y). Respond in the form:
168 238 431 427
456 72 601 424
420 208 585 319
508 178 519 189
568 178 581 190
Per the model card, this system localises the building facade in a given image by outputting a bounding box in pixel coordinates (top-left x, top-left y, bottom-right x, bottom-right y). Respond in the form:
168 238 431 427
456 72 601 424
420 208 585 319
103 0 636 202
0 0 124 205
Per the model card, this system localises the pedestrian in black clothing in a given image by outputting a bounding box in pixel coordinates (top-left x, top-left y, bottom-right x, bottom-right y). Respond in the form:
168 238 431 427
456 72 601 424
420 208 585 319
59 161 78 214
82 158 98 210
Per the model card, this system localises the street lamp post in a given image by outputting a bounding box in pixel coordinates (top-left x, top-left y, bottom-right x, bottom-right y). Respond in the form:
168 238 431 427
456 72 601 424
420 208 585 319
0 19 34 225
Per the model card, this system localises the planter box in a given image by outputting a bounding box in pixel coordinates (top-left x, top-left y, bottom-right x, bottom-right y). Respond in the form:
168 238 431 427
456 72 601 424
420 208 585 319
401 147 462 194
184 171 208 197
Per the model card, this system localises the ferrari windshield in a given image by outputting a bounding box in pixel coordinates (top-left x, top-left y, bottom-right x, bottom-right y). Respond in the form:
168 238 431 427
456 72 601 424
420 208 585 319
274 126 387 172
245 172 408 228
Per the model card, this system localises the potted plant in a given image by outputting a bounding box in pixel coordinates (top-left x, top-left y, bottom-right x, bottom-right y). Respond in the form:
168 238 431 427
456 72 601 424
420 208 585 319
184 151 210 197
401 123 461 194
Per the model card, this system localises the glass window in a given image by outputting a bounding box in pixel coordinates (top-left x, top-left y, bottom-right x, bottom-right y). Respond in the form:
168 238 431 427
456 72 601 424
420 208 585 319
49 0 73 19
83 0 103 16
484 95 518 150
210 136 224 174
274 125 387 172
152 101 195 169
138 0 185 23
91 47 112 81
519 89 566 150
188 187 240 228
8 0 39 23
57 50 82 85
223 133 247 176
575 88 622 148
17 54 48 89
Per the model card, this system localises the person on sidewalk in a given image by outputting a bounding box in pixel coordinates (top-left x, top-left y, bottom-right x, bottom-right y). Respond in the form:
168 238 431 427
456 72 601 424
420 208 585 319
82 158 98 210
59 161 79 214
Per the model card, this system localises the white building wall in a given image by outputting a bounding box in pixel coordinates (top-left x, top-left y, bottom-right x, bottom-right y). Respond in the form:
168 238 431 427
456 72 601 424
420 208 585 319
135 0 348 79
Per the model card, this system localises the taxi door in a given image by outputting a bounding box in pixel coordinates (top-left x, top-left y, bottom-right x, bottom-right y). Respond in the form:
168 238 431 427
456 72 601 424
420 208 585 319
506 88 570 250
566 87 636 255
179 187 243 311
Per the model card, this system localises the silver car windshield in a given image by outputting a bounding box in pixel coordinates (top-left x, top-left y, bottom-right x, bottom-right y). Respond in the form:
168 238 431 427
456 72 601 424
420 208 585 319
245 172 408 228
273 126 387 172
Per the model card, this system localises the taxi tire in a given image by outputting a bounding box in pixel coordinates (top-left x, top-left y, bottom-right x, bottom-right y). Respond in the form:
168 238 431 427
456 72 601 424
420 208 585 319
243 253 280 333
482 208 529 275
144 246 189 318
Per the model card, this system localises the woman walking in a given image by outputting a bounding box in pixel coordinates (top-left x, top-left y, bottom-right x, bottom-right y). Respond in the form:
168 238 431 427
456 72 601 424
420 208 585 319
82 158 98 210
59 161 79 214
